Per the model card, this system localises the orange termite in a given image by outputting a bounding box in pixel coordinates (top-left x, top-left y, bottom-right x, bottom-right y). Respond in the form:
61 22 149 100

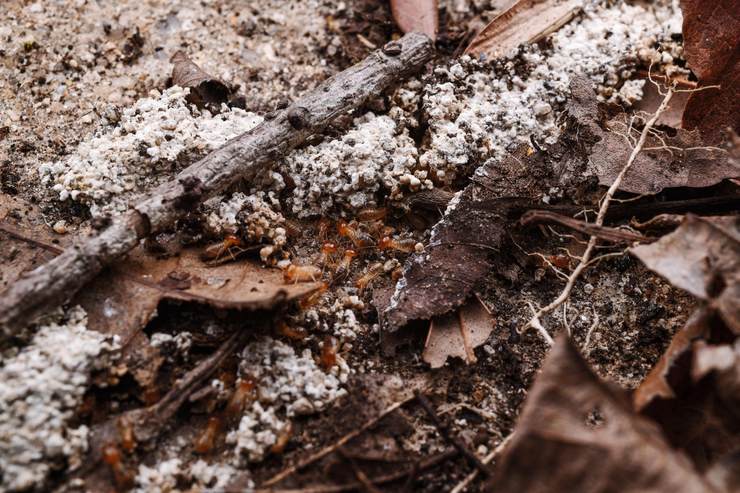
378 236 418 253
117 416 136 453
283 264 322 283
338 221 374 249
225 377 257 418
320 337 338 370
318 218 333 241
270 421 293 455
318 242 338 269
356 207 387 222
194 416 222 454
299 282 329 310
202 234 245 262
356 262 384 294
102 444 133 489
278 321 309 340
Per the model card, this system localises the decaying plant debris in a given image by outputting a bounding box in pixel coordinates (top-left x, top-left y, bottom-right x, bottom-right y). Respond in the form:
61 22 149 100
1 0 739 491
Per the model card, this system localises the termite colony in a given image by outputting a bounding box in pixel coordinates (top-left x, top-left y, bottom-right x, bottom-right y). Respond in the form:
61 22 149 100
282 206 422 295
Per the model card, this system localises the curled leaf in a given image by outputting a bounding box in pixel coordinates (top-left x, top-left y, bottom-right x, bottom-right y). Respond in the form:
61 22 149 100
171 51 232 108
465 0 582 59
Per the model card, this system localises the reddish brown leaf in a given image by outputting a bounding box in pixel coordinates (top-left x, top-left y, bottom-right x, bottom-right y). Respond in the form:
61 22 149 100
488 336 714 493
390 0 438 41
422 297 496 368
680 0 740 82
680 0 740 143
465 0 581 58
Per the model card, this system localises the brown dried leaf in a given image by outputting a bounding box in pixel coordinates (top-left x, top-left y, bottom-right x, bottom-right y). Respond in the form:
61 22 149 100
390 0 438 41
682 57 740 145
171 51 232 108
680 0 740 143
422 297 496 368
464 0 582 58
588 124 739 194
680 0 740 82
0 194 72 291
634 307 740 474
488 335 715 493
630 215 739 331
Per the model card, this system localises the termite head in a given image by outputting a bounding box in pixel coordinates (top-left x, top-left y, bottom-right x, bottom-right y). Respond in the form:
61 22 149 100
378 236 394 251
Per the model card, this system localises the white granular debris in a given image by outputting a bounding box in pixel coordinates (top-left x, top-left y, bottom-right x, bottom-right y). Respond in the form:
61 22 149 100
134 458 182 493
0 307 119 492
279 112 421 217
133 457 246 493
204 192 288 263
150 331 192 360
228 338 349 463
419 0 684 185
39 86 263 216
188 459 244 491
227 401 287 463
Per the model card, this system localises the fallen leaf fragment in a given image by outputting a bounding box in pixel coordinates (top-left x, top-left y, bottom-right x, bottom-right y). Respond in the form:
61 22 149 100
422 297 496 368
630 215 739 330
464 0 582 58
488 335 716 493
680 0 740 143
390 0 439 41
588 125 738 194
171 51 232 109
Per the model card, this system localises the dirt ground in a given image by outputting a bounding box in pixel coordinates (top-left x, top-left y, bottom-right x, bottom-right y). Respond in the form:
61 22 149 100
0 0 699 491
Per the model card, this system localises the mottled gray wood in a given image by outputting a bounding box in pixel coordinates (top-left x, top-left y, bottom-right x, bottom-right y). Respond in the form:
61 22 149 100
0 33 434 339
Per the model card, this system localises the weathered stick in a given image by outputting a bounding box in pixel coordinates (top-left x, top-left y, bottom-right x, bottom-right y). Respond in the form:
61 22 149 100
0 33 434 338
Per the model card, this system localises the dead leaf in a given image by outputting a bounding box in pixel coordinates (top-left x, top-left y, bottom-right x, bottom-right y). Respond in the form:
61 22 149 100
0 194 72 291
171 51 232 109
488 335 716 493
390 0 438 41
633 79 690 128
680 0 739 82
680 0 740 144
422 297 496 368
464 0 582 59
630 215 739 331
588 124 738 194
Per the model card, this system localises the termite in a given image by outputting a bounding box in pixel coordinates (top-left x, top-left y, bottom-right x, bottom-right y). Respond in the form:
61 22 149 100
378 236 418 253
338 221 375 249
278 321 309 340
332 249 357 281
299 282 328 310
284 264 322 283
225 377 257 418
320 337 338 370
318 218 333 241
116 416 136 453
202 234 246 263
318 242 338 269
356 207 387 222
356 262 384 294
194 416 222 454
102 444 133 489
270 422 293 455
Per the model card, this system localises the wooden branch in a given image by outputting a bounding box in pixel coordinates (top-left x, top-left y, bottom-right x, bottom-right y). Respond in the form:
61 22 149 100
0 33 434 339
519 210 653 244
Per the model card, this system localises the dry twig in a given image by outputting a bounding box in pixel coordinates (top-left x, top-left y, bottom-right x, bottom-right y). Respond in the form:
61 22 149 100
449 433 515 493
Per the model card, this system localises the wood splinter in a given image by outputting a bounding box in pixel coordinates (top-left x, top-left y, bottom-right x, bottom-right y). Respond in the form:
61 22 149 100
0 33 434 340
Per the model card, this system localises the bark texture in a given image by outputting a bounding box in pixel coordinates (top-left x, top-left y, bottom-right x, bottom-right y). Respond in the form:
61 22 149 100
0 33 434 339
